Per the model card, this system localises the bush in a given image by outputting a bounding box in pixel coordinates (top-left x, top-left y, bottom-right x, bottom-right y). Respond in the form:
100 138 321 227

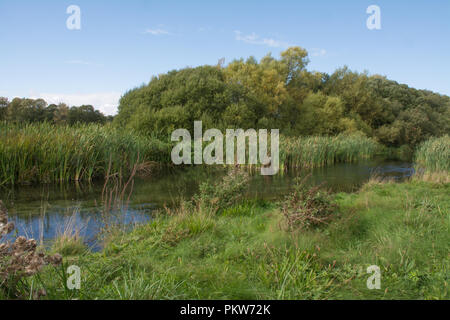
194 169 250 213
281 175 337 231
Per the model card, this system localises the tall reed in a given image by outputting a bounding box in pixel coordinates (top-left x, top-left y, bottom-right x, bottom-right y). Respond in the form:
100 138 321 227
279 134 379 170
0 122 172 185
414 135 450 173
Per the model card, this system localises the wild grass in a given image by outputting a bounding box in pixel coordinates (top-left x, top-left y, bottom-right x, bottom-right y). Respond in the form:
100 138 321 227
0 122 173 185
279 134 380 170
50 211 87 257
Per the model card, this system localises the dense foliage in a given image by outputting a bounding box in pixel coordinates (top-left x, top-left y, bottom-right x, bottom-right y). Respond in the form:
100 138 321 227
115 47 450 147
0 98 111 125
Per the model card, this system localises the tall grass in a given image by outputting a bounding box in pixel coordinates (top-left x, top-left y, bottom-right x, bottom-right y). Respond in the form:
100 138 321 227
0 122 172 185
414 135 450 173
0 123 382 184
413 135 450 183
279 134 380 170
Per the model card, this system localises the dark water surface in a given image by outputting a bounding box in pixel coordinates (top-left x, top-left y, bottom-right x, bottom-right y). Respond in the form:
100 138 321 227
0 160 414 249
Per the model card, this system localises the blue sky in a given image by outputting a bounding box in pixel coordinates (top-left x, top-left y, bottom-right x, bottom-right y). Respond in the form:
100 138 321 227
1 0 449 115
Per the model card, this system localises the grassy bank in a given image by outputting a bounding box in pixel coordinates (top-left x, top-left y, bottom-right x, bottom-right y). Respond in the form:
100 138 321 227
6 176 447 300
0 122 172 185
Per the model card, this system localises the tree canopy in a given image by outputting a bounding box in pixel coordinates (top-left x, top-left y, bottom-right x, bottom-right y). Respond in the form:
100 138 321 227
115 47 450 147
0 98 110 125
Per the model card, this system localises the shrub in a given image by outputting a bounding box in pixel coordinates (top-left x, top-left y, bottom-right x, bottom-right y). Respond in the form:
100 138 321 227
281 175 337 231
194 169 250 213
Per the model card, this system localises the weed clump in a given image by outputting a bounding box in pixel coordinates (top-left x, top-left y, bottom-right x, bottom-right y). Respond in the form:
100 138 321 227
0 201 62 298
281 175 337 231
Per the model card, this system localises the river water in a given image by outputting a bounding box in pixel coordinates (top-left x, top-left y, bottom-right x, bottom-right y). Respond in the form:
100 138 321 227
0 160 414 249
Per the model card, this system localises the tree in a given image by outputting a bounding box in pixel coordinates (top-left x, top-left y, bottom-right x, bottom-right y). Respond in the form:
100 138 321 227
0 97 8 121
53 103 70 125
113 47 450 147
6 98 47 123
68 105 106 125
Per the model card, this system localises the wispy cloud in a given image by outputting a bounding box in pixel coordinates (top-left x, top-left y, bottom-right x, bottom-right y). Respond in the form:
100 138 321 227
234 31 327 57
310 48 327 57
65 60 103 67
234 31 290 48
144 28 172 36
30 92 121 116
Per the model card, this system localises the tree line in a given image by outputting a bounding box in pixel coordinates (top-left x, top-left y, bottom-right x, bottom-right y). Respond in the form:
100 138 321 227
115 47 450 148
2 47 449 148
0 97 111 125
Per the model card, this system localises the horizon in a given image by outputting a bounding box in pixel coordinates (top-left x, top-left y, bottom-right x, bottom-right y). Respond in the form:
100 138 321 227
1 0 449 115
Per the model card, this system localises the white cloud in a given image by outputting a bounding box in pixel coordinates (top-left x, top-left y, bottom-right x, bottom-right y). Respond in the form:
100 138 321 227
234 31 290 48
234 31 327 57
30 92 122 116
310 48 327 57
65 60 103 66
144 28 172 36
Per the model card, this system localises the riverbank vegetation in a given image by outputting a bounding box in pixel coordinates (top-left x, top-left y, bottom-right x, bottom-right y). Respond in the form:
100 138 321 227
415 135 450 173
0 122 172 185
1 170 447 300
0 46 449 300
413 135 450 183
1 122 382 185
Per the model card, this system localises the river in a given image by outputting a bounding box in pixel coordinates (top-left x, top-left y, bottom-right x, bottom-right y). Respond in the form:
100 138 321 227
0 159 414 250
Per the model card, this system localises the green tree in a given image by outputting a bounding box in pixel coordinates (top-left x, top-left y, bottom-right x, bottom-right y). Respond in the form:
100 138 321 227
0 97 8 121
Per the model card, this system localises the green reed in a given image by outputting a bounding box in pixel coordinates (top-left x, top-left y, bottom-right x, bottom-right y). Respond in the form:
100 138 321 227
414 135 450 173
0 122 172 185
279 134 380 169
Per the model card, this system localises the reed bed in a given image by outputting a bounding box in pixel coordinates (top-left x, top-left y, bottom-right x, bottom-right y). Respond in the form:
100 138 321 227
0 122 381 184
0 122 172 185
279 134 379 170
414 135 450 173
